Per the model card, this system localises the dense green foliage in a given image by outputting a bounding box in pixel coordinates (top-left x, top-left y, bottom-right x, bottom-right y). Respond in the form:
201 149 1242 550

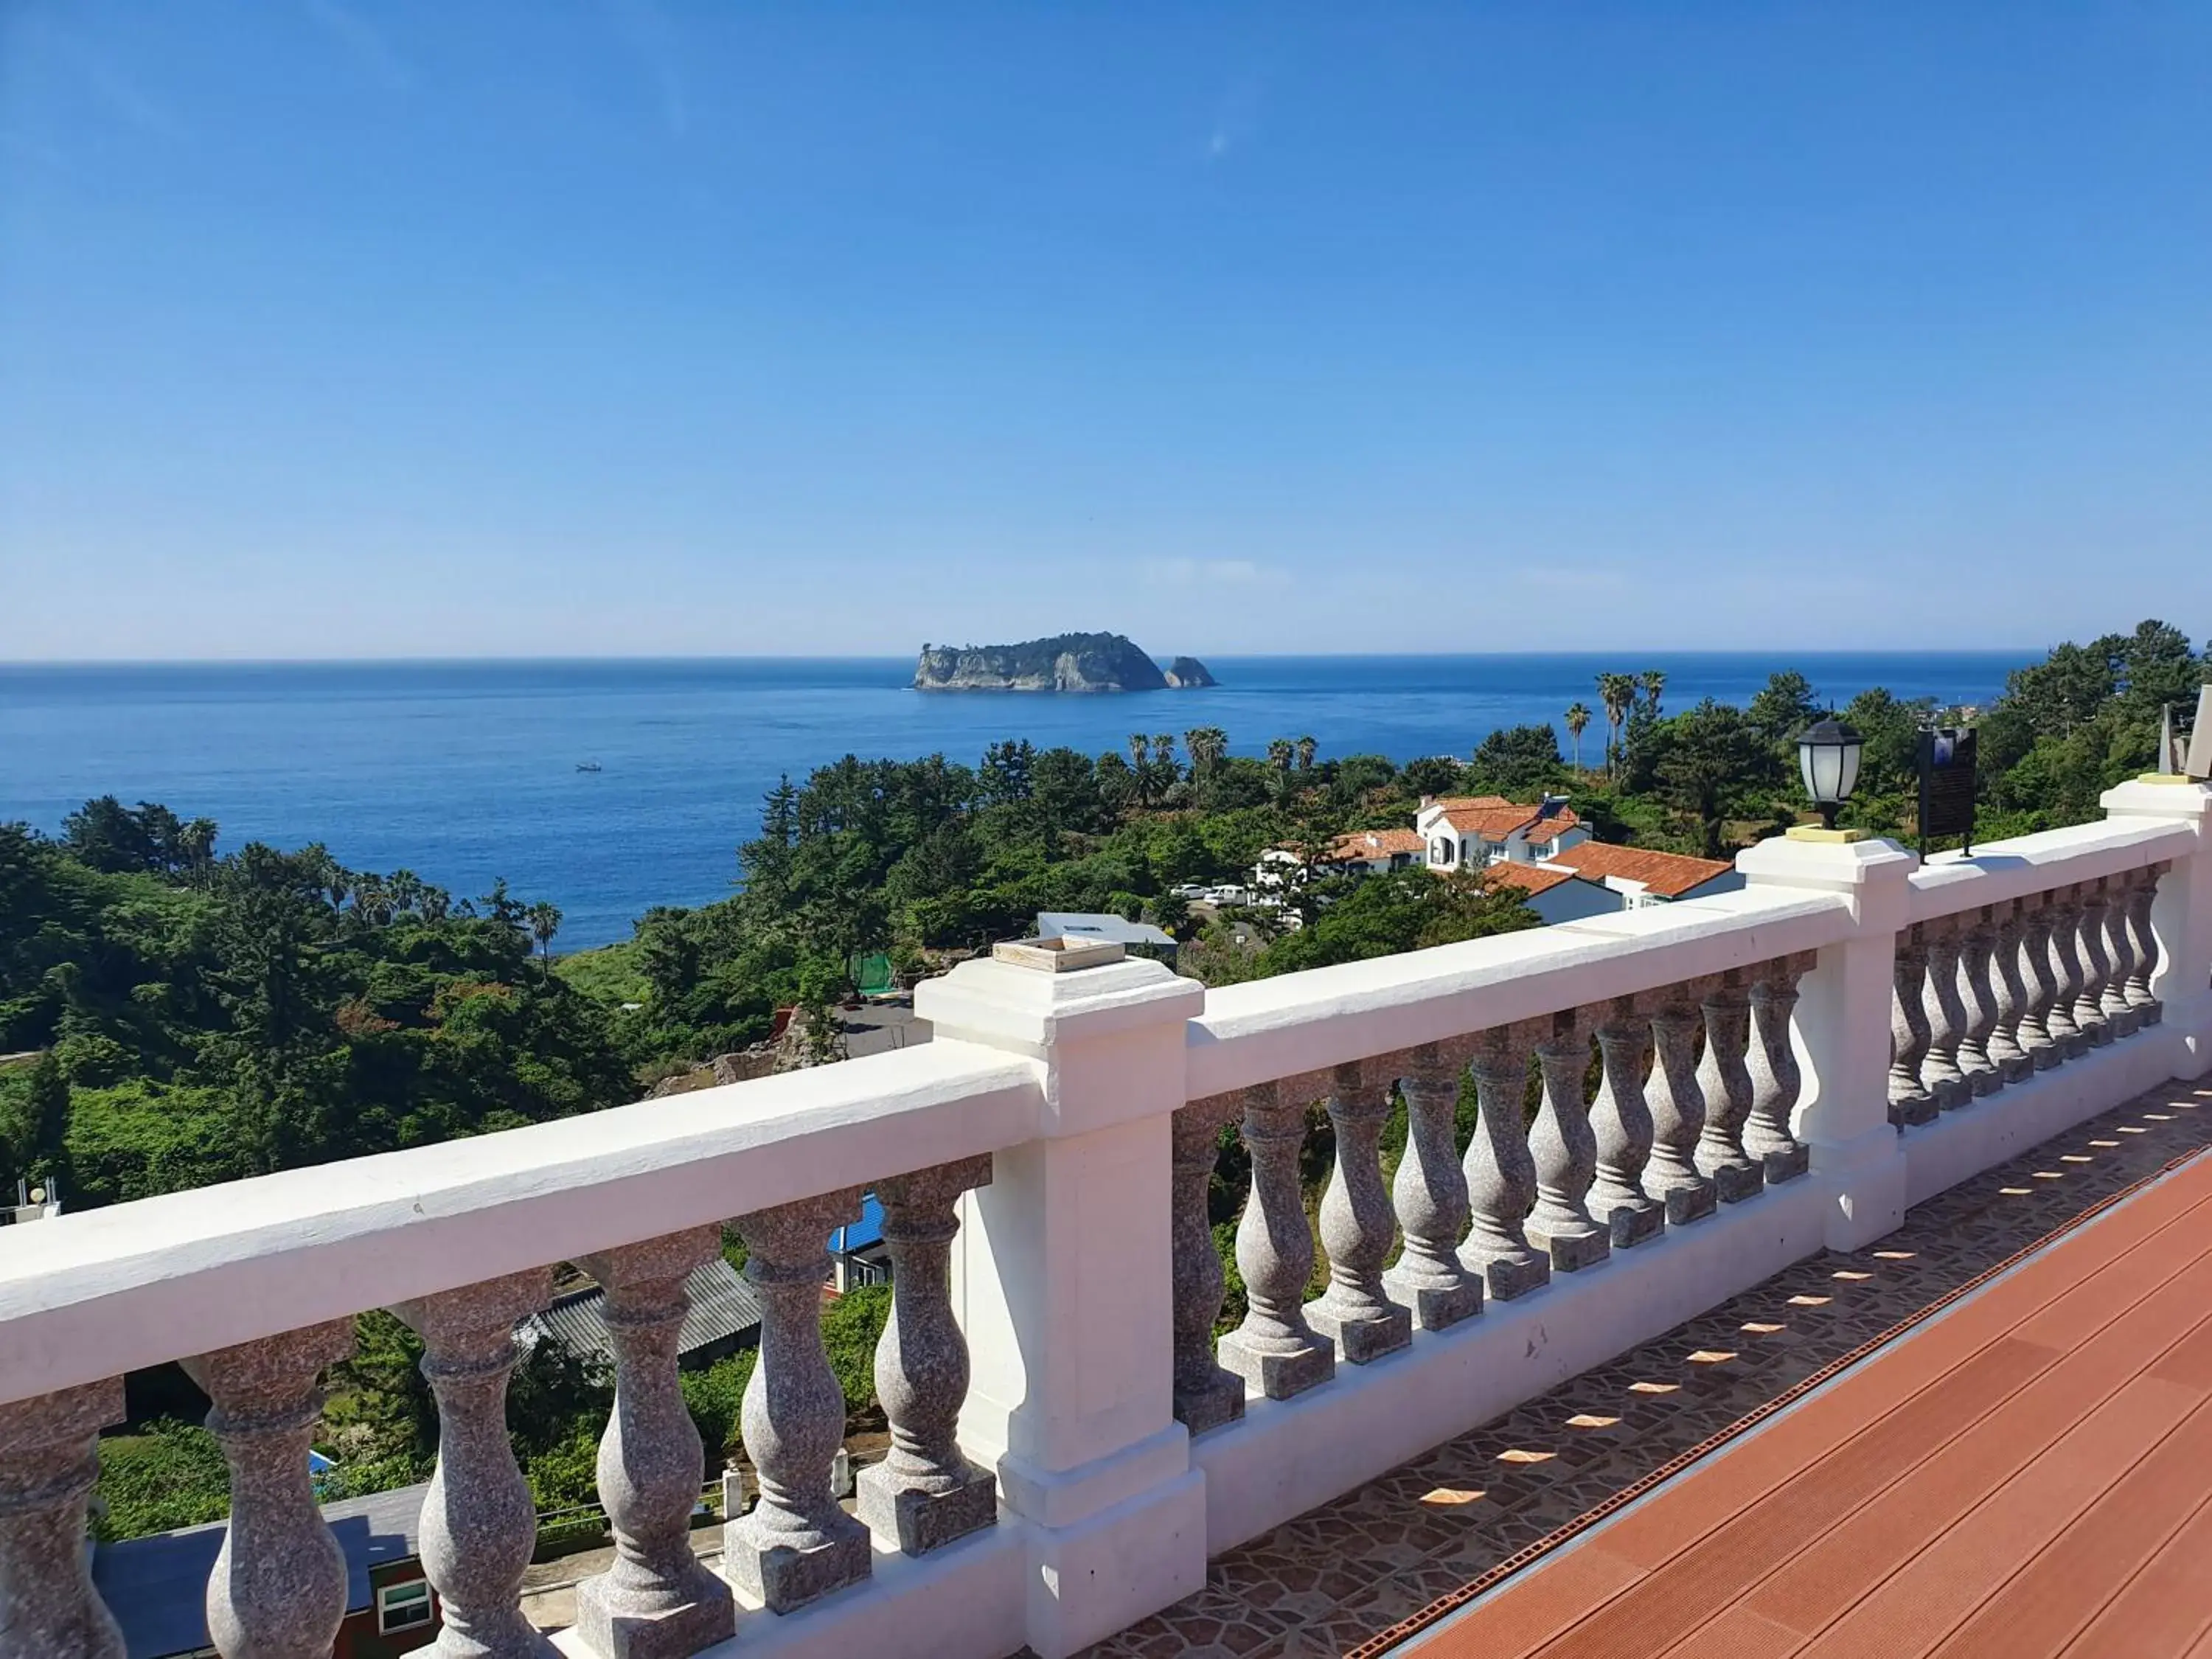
0 810 627 1208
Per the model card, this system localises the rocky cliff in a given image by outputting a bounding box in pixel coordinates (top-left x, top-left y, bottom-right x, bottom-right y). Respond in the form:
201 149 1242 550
914 633 1189 692
1164 656 1217 688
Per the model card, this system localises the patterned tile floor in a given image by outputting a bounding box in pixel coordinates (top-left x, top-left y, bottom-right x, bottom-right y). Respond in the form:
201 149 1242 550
1065 1079 2212 1659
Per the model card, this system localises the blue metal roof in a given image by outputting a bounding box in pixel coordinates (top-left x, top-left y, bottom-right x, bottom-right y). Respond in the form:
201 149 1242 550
831 1191 885 1255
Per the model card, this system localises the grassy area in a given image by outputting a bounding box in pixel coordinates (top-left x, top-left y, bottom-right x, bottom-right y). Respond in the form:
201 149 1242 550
554 939 651 1006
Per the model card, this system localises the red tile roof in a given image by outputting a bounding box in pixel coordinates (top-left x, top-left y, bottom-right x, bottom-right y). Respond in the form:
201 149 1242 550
1548 841 1733 897
1434 799 1582 844
1328 829 1426 863
1480 863 1582 897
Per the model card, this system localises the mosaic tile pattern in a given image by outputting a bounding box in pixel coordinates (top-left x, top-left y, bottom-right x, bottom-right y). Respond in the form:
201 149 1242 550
1060 1080 2212 1659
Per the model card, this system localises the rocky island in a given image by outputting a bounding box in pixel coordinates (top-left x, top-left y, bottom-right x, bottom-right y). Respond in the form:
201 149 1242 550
913 633 1215 692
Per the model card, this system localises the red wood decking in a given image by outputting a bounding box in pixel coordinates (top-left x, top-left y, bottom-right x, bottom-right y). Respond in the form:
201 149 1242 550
1405 1148 2212 1658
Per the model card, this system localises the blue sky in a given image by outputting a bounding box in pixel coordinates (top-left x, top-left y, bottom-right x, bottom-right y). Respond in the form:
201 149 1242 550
3 3 2208 660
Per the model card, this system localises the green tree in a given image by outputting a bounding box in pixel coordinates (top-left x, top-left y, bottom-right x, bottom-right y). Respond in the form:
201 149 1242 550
1564 703 1591 772
1 1051 71 1186
526 902 563 976
1746 670 1822 748
1595 673 1638 779
1639 669 1666 717
1468 725 1565 799
1653 700 1775 857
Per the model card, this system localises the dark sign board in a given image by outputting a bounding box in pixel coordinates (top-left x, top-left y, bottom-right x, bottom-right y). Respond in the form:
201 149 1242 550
1917 726 1978 853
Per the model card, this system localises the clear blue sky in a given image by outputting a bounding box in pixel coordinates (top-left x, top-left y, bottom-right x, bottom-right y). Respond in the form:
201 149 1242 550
3 3 2208 660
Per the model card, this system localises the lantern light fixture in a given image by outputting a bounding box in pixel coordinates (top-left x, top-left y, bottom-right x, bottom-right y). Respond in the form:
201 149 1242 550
1790 714 1865 841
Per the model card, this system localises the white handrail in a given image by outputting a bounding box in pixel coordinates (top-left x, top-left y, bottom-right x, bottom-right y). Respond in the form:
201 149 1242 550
1185 886 1851 1099
0 1043 1039 1405
1905 818 2189 924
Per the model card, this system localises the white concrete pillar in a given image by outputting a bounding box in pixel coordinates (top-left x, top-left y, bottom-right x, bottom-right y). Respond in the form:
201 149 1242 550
2101 779 2212 1078
1736 835 1917 1249
916 950 1206 1659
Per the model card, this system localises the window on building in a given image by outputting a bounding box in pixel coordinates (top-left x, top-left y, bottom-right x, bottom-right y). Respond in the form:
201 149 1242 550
379 1579 434 1633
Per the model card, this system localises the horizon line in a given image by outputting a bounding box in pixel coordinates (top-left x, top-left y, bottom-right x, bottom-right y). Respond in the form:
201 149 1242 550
0 645 2048 670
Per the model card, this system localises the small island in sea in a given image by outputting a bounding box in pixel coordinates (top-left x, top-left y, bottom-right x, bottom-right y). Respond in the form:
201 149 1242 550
914 632 1217 692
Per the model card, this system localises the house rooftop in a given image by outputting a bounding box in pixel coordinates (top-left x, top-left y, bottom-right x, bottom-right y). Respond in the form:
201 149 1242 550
1327 828 1427 861
1478 863 1585 897
524 1257 762 1371
95 1481 431 1659
1427 797 1582 844
1546 840 1734 897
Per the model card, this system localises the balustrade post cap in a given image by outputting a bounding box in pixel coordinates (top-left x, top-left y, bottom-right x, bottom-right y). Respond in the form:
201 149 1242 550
1736 832 1917 891
916 950 1203 1051
2101 776 2212 821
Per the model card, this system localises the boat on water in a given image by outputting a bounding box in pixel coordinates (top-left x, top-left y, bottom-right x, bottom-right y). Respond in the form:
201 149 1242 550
576 760 603 773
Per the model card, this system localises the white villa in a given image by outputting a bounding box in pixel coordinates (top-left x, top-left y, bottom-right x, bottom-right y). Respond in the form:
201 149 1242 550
1416 795 1589 869
1255 794 1740 925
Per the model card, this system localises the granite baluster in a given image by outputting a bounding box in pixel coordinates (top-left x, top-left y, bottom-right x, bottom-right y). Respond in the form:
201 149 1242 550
571 1230 735 1658
726 1191 872 1613
183 1322 355 1659
1217 1079 1336 1398
856 1158 998 1554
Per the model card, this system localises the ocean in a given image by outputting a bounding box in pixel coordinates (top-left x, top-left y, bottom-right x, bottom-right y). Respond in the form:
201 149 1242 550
0 653 2027 949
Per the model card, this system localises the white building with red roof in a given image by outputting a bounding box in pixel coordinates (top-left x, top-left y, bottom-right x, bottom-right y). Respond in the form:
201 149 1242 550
1539 841 1744 908
1414 794 1589 871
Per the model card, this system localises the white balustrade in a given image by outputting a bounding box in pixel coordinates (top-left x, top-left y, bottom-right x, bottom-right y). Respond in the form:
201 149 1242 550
4 782 2206 1659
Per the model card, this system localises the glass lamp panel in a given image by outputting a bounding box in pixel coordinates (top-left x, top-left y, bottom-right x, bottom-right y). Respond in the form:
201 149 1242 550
1803 741 1842 803
1837 741 1863 801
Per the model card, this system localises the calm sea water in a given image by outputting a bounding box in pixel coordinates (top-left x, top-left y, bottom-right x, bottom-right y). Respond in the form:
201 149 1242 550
0 653 2026 949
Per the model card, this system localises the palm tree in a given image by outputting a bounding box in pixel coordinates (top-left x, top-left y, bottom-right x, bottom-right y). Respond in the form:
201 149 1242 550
1295 734 1317 771
1152 734 1178 776
1640 669 1666 717
527 902 563 976
1596 673 1637 779
1129 734 1151 806
1565 702 1592 772
1183 726 1228 779
1266 737 1295 801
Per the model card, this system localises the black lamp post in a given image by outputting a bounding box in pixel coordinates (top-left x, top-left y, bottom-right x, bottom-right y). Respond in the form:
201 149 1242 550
1796 715 1864 833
